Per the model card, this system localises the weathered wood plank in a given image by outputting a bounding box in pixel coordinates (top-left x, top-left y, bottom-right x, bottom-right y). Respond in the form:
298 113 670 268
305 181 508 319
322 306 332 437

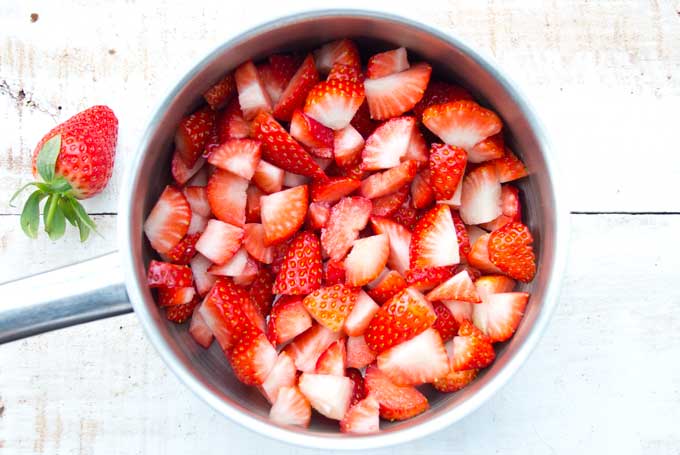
1 214 678 454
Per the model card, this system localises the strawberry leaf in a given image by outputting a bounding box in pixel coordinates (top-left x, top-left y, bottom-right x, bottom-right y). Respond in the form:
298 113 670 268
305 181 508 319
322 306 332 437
47 202 66 240
75 215 91 242
43 194 59 235
68 197 100 239
59 197 78 226
36 135 62 183
20 190 46 239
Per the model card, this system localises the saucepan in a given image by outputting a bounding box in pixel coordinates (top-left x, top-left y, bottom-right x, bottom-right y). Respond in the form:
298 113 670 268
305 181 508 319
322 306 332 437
0 9 568 449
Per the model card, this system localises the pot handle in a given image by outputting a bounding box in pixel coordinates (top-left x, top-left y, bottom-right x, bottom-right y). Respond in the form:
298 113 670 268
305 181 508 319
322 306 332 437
0 251 132 344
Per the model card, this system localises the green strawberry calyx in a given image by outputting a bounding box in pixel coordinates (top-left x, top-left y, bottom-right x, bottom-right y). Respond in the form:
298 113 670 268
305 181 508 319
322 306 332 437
10 135 99 242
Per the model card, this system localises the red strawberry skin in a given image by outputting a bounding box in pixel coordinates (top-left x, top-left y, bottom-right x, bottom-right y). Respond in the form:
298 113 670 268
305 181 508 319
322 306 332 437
203 73 236 110
273 54 320 121
32 105 118 199
174 107 215 168
488 221 537 282
273 231 323 295
429 144 467 201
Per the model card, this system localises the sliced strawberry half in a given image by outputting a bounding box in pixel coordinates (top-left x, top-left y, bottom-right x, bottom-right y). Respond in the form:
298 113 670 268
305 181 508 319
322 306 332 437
467 233 504 274
314 39 361 74
369 216 412 274
157 286 196 307
234 60 272 120
207 247 250 276
442 300 474 325
273 54 320 122
340 395 380 434
171 150 205 186
367 47 409 79
377 328 450 385
426 270 481 303
284 323 342 372
364 365 428 421
144 186 191 254
290 109 333 158
307 201 331 230
475 275 516 300
404 127 429 165
248 267 274 315
432 301 459 341
460 163 502 225
183 186 210 217
207 138 261 180
429 143 467 201
360 160 418 199
165 296 200 323
203 73 236 110
404 265 457 292
410 204 460 268
267 295 313 345
273 231 323 295
216 98 250 142
298 373 353 420
174 107 216 167
422 100 502 151
147 260 193 288
473 292 529 342
207 169 248 227
451 320 495 371
344 290 380 337
303 284 359 332
344 234 390 287
333 124 365 167
412 80 474 119
261 351 297 403
226 322 277 386
304 77 365 130
491 147 529 183
480 184 522 231
372 185 409 217
364 62 431 120
327 63 363 83
367 270 407 304
433 366 478 393
411 169 435 209
361 117 416 170
451 210 471 260
252 160 285 194
391 200 419 230
190 254 216 296
315 339 347 376
195 219 244 265
164 232 200 265
346 335 377 369
469 132 505 163
189 305 214 348
488 221 536 282
321 196 372 261
243 223 274 264
311 177 361 203
269 385 312 428
260 185 309 245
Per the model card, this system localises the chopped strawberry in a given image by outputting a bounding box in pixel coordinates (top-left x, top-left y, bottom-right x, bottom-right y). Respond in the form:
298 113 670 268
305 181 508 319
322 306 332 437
346 335 377 369
207 169 248 227
333 125 365 167
488 221 536 282
344 290 380 336
422 100 502 151
451 320 495 371
442 300 473 325
251 112 325 178
364 62 431 120
314 39 361 74
216 98 251 142
475 275 516 300
404 265 456 292
260 185 309 245
369 216 412 274
269 239 291 276
263 54 302 104
426 270 481 303
187 165 209 187
367 47 409 79
298 373 353 420
360 160 418 199
157 286 195 307
377 328 449 385
273 54 320 122
451 210 471 260
321 196 372 261
225 322 277 386
307 201 331 230
234 60 272 120
144 186 191 254
410 204 460 268
147 260 193 288
183 186 210 217
362 117 415 170
165 295 200 323
323 259 346 285
364 287 435 353
411 169 435 209
490 147 529 182
171 150 205 185
344 234 390 287
327 63 363 83
429 143 467 201
245 185 263 223
208 247 250 276
174 107 216 167
267 295 313 345
272 231 322 295
203 73 236 110
233 256 259 286
346 367 367 405
315 339 347 376
283 172 309 188
404 127 429 165
189 254 216 296
252 160 285 194
311 177 361 203
433 366 478 393
248 268 275 315
473 292 529 342
431 301 459 341
303 284 359 332
469 132 505 163
186 210 208 236
285 323 342 372
460 163 502 225
261 351 297 403
480 184 522 231
391 200 419 230
340 395 380 434
165 232 200 265
371 185 409 217
412 80 474 119
189 305 214 348
269 386 311 427
289 109 333 158
304 77 365 130
195 219 244 265
243 223 274 264
207 138 261 180
456 262 483 281
467 233 504 274
367 270 407 304
364 365 428 421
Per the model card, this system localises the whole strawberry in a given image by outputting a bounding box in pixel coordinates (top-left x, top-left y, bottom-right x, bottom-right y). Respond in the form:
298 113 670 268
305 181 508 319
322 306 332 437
11 105 118 241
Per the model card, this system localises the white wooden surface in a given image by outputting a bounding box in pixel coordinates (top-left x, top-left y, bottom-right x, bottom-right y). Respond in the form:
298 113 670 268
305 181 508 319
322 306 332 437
1 0 679 453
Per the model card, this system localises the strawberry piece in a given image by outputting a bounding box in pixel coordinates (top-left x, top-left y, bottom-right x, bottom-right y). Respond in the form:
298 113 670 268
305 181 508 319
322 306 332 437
404 265 457 292
304 77 365 130
427 270 481 303
480 184 522 231
377 328 449 385
321 196 372 261
314 39 361 74
340 395 380 434
203 73 236 110
311 177 361 203
245 185 263 223
290 109 333 158
429 143 467 201
364 365 428 421
473 292 529 342
207 169 248 227
432 301 459 341
364 63 431 120
189 306 214 348
412 80 474 119
451 320 495 371
243 223 274 264
333 124 365 168
233 256 259 286
216 98 250 142
298 373 353 420
272 231 322 295
285 324 342 372
369 216 412 274
433 366 478 393
367 47 409 79
411 169 435 209
226 322 277 386
251 111 325 178
165 295 200 323
460 163 502 225
410 204 460 268
404 127 429 165
372 185 409 217
183 186 210 217
171 150 205 185
364 287 435 353
195 219 244 265
315 339 347 376
186 211 208 236
269 239 291 276
422 100 502 151
147 260 192 288
367 270 407 304
442 301 473 325
307 201 331 230
175 107 216 167
467 233 504 274
346 368 367 406
491 147 528 183
323 259 346 286
362 117 416 170
252 160 285 194
488 221 536 282
469 132 505 163
260 185 309 245
344 234 390 287
189 254 216 296
273 54 320 122
157 286 195 307
303 284 359 332
344 290 380 336
165 232 200 265
207 138 261 180
475 275 516 300
261 54 301 104
360 160 418 199
346 335 377 369
267 295 313 345
261 351 297 403
269 386 311 428
451 210 471 260
207 247 250 276
391 200 419 230
144 186 191 254
456 263 483 281
234 60 272 120
247 267 274 315
327 63 363 83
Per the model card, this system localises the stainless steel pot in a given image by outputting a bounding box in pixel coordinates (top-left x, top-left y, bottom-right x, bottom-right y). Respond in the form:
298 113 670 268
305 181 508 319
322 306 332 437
0 10 568 449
